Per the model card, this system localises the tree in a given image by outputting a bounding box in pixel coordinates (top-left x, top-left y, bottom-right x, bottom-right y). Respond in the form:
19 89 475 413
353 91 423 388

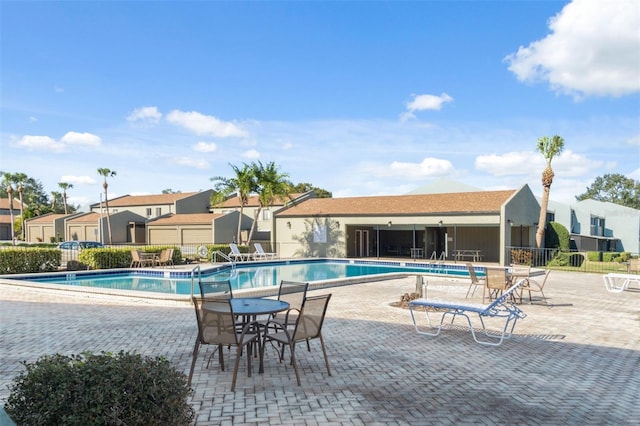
1 172 16 242
210 163 257 244
14 172 28 239
247 161 292 244
97 168 117 244
535 135 564 248
50 191 62 213
290 182 332 198
576 173 640 209
58 182 74 214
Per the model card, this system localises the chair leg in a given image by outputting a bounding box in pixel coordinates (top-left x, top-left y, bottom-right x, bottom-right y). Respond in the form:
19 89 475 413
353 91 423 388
289 342 301 386
319 334 331 377
231 345 244 392
187 340 200 387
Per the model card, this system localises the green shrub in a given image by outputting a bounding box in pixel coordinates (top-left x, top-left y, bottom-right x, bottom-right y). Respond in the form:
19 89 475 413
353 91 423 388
0 248 60 274
5 351 194 426
544 222 570 250
547 251 585 268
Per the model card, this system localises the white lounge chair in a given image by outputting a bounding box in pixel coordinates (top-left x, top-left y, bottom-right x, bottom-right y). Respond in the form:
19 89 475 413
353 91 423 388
228 243 251 262
409 278 528 346
253 243 277 260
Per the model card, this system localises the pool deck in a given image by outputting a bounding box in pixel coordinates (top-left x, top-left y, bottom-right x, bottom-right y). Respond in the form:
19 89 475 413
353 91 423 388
1 267 639 425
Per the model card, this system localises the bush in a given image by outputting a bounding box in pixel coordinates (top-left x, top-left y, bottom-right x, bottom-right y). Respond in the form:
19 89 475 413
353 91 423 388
547 251 585 268
0 248 60 274
545 222 570 250
5 351 194 426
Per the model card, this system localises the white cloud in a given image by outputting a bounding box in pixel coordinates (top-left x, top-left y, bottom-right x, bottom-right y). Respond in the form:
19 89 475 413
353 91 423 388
15 135 66 152
127 106 162 124
29 116 38 122
476 149 602 178
389 157 454 179
505 0 640 98
60 131 102 147
242 149 260 159
166 110 248 138
476 151 542 176
193 142 217 153
54 85 64 93
401 93 453 121
60 175 97 185
627 135 640 146
173 157 210 169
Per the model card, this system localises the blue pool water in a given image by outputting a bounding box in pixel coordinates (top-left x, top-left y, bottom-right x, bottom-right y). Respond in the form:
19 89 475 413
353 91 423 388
8 259 473 295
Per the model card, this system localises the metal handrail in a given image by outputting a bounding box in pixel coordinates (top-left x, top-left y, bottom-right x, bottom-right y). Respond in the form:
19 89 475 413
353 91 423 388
190 264 201 297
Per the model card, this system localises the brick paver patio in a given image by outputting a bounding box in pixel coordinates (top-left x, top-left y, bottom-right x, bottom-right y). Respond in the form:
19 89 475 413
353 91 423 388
1 269 639 425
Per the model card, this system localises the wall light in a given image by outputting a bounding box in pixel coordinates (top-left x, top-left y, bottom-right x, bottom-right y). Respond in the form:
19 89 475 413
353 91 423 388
387 221 392 227
438 220 443 227
508 219 513 226
286 221 291 229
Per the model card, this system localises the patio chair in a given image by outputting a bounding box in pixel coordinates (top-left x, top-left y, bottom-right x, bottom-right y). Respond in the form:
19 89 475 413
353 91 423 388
228 243 251 262
262 280 309 330
261 293 332 385
465 263 485 298
129 249 155 268
156 248 174 268
484 267 510 303
409 278 528 346
199 280 234 299
187 297 262 391
252 243 277 260
520 270 551 304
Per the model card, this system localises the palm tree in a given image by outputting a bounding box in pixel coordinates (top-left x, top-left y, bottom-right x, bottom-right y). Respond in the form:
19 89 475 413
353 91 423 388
1 172 16 242
210 163 256 243
247 161 292 244
58 182 74 214
15 172 28 240
50 191 62 212
97 168 117 244
535 135 564 248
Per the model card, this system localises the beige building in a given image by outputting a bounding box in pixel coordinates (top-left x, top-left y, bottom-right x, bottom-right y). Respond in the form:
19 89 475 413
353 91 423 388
274 185 540 265
25 213 81 243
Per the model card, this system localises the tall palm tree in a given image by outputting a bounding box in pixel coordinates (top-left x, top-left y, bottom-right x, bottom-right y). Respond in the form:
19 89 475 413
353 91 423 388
247 161 291 244
15 172 28 240
210 163 256 244
58 182 74 214
50 191 62 212
535 135 564 248
97 168 117 244
1 172 16 242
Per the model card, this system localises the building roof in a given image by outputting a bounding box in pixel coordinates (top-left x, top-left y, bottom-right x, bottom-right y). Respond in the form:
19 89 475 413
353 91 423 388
147 213 223 225
216 193 304 208
92 192 201 208
27 214 70 223
276 189 516 217
0 198 23 210
67 212 101 223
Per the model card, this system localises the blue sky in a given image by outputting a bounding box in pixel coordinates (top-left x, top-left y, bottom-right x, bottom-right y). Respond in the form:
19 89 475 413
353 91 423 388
2 0 639 209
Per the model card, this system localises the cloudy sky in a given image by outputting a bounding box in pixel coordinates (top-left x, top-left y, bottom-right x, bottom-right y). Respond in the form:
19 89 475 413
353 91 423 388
1 0 638 209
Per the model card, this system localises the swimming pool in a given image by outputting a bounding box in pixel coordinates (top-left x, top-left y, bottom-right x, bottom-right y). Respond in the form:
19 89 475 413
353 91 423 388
1 259 474 299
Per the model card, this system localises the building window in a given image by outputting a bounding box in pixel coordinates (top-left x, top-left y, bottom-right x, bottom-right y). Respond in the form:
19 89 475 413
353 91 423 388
590 215 605 236
156 207 162 216
262 209 271 221
546 211 555 223
146 208 152 218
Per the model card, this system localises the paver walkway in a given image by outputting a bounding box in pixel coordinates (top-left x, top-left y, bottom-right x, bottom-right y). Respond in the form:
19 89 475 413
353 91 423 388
1 270 639 425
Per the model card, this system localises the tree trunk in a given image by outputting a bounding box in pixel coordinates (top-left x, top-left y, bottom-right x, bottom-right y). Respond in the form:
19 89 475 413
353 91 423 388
246 208 261 245
536 185 551 248
104 189 113 244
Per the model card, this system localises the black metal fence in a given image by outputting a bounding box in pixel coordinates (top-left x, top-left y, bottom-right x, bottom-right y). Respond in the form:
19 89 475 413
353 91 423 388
506 246 637 274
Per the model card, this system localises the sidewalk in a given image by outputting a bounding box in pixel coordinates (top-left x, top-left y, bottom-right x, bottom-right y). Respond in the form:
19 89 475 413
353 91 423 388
1 270 639 425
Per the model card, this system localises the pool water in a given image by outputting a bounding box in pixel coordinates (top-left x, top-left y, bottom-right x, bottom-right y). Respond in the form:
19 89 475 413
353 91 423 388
12 260 472 295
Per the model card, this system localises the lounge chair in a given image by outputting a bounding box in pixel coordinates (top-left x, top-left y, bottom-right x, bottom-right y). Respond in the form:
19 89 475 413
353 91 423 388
603 273 640 293
409 278 528 346
228 243 251 262
252 243 277 260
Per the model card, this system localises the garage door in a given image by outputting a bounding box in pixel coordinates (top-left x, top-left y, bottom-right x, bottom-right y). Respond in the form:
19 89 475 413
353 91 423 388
182 227 211 244
149 228 177 245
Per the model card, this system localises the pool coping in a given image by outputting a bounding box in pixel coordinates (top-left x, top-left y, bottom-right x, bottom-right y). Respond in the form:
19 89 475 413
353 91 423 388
0 257 470 304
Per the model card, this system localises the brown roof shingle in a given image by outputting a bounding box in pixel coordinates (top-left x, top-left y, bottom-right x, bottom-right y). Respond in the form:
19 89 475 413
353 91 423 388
147 213 222 225
98 192 201 208
276 190 516 217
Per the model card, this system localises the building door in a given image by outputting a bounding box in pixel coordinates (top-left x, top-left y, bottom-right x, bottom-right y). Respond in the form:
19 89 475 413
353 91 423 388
355 229 370 257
